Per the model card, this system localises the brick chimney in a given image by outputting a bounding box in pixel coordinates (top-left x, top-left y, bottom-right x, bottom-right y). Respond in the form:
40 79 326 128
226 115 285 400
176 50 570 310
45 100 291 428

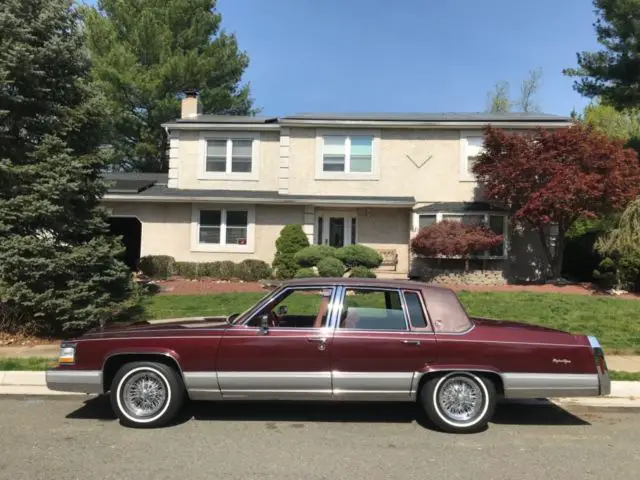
181 88 202 119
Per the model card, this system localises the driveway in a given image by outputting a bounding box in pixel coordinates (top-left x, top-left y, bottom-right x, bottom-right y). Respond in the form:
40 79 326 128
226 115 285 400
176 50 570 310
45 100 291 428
1 396 638 480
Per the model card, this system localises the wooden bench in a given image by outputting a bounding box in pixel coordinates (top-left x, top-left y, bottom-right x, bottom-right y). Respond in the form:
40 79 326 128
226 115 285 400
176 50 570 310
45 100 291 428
377 248 399 271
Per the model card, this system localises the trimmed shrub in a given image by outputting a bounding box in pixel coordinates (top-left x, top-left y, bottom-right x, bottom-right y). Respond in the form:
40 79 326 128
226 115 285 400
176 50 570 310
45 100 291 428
218 261 237 280
317 257 346 277
335 244 383 269
199 262 221 278
174 261 198 279
234 259 273 281
349 266 377 278
294 267 318 278
273 224 309 279
138 255 175 279
294 245 338 267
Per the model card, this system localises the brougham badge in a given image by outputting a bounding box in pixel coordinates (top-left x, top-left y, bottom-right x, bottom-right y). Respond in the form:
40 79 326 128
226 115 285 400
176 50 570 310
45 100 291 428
552 358 572 364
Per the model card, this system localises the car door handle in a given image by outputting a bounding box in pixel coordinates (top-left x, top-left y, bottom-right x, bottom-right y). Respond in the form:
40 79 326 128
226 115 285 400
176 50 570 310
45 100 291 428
307 336 326 343
402 340 421 346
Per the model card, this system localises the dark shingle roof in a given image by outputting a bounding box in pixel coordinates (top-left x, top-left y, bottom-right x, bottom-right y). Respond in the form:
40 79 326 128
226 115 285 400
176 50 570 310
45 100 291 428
282 112 572 122
415 202 508 213
172 115 279 124
104 173 168 194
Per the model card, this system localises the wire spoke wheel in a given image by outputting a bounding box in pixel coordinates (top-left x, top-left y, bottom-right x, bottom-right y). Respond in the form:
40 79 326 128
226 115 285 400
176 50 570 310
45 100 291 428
121 371 168 419
437 376 484 423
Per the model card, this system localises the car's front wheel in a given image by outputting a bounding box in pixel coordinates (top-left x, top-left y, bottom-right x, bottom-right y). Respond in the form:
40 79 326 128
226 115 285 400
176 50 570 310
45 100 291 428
420 372 496 433
110 361 185 428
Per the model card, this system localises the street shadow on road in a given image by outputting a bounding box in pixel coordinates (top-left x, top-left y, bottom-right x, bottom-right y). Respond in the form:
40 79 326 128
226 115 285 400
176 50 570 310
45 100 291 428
65 395 589 431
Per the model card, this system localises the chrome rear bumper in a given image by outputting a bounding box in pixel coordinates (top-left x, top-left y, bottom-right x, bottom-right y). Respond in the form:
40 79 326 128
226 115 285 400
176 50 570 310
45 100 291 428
588 336 611 396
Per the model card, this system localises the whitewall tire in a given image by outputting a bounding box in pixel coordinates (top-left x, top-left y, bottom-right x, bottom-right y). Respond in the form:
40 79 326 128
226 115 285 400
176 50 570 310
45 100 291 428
110 361 185 428
420 372 497 433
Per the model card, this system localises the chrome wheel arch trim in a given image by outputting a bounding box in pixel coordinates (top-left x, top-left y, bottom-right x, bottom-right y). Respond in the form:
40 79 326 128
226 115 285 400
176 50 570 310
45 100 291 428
115 366 173 424
432 372 490 428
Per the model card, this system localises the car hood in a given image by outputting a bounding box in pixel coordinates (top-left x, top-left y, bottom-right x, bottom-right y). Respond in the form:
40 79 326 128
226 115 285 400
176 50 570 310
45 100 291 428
85 316 231 336
470 316 568 334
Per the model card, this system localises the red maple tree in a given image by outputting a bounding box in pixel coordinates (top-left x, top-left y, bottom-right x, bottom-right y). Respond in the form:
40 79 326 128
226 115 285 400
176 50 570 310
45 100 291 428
410 220 504 261
474 124 640 278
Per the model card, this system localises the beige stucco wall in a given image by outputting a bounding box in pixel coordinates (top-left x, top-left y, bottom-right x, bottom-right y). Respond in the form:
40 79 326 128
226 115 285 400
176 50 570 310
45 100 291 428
176 130 280 191
286 127 479 202
108 202 304 264
356 207 411 274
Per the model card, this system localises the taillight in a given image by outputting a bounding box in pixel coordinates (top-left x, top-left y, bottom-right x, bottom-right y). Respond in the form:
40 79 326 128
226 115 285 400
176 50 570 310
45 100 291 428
588 335 608 374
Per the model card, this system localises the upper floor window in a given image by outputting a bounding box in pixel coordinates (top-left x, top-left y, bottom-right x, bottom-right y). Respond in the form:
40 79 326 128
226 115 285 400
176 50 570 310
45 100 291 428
460 133 484 181
200 133 260 181
316 130 379 180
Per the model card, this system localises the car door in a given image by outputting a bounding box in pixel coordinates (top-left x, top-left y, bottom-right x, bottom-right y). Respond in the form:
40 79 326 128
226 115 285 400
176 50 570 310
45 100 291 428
215 285 337 400
330 285 437 401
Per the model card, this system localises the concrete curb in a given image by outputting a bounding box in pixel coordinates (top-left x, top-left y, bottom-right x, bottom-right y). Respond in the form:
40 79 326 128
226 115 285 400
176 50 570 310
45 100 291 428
1 372 640 407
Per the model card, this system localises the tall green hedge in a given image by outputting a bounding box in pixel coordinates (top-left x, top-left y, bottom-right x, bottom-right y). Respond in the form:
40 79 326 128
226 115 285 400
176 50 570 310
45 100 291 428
273 225 309 279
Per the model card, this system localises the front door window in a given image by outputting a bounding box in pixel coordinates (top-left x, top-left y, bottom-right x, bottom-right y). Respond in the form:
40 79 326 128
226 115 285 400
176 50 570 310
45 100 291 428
316 211 356 247
329 217 345 247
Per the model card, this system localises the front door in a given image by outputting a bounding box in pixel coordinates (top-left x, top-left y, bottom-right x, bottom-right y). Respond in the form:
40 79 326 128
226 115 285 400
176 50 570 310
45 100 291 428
330 285 438 401
216 286 337 400
316 210 357 247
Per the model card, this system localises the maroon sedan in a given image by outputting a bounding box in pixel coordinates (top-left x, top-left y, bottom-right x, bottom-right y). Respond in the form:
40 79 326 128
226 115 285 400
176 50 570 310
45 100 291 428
46 278 610 433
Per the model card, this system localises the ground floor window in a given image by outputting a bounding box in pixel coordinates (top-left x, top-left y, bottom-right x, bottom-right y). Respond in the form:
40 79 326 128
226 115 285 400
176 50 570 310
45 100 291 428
199 209 248 245
416 212 508 258
191 205 254 252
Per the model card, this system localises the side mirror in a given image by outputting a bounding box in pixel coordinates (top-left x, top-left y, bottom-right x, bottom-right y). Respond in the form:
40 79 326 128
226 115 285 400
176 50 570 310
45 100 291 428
259 314 269 335
277 305 288 316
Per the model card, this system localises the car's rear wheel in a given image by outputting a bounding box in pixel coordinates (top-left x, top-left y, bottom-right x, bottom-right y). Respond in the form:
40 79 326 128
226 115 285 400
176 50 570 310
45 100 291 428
420 372 496 433
110 361 185 428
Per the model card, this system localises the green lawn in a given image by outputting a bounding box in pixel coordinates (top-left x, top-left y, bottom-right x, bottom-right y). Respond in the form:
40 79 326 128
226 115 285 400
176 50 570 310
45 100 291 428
0 357 55 371
143 291 640 353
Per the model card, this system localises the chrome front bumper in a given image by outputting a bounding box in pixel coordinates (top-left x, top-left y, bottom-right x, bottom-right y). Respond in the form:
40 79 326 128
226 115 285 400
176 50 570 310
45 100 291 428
45 369 104 394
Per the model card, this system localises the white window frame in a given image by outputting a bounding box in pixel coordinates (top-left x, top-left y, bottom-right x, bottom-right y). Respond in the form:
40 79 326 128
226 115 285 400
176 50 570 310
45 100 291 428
190 204 256 253
315 129 380 180
199 132 260 181
459 130 484 182
411 211 509 259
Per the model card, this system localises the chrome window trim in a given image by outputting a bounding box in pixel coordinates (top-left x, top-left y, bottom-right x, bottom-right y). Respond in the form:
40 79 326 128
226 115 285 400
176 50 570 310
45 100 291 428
401 289 433 331
335 285 410 332
240 285 338 330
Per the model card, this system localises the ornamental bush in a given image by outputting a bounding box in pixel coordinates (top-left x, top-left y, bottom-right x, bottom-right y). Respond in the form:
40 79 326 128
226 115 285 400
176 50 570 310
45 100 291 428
349 266 377 278
234 259 272 282
139 255 176 279
410 221 503 258
294 245 338 267
273 225 310 279
294 267 318 278
335 244 383 269
317 257 346 277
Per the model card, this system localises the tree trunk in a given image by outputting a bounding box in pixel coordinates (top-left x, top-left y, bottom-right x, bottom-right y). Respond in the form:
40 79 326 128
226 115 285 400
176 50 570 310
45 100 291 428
551 232 565 280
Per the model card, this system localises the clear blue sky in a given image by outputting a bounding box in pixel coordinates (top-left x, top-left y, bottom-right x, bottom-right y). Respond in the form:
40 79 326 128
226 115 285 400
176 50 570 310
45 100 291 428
216 0 600 117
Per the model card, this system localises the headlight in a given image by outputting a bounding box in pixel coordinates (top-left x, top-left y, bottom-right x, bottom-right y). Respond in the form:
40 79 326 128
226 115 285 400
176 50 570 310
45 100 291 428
58 345 76 365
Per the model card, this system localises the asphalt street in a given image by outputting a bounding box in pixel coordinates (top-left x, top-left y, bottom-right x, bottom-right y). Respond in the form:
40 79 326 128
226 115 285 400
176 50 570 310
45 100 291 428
0 396 638 480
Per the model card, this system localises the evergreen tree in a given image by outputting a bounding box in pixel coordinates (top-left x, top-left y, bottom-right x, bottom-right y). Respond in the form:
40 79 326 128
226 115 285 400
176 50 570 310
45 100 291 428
0 0 134 335
564 0 640 109
82 0 255 172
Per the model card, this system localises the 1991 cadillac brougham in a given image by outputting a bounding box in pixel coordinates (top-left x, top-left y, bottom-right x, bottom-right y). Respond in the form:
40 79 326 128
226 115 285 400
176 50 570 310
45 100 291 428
46 278 610 433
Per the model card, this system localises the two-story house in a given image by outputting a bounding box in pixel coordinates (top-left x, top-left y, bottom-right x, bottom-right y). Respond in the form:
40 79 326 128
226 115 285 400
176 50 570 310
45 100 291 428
103 91 572 283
